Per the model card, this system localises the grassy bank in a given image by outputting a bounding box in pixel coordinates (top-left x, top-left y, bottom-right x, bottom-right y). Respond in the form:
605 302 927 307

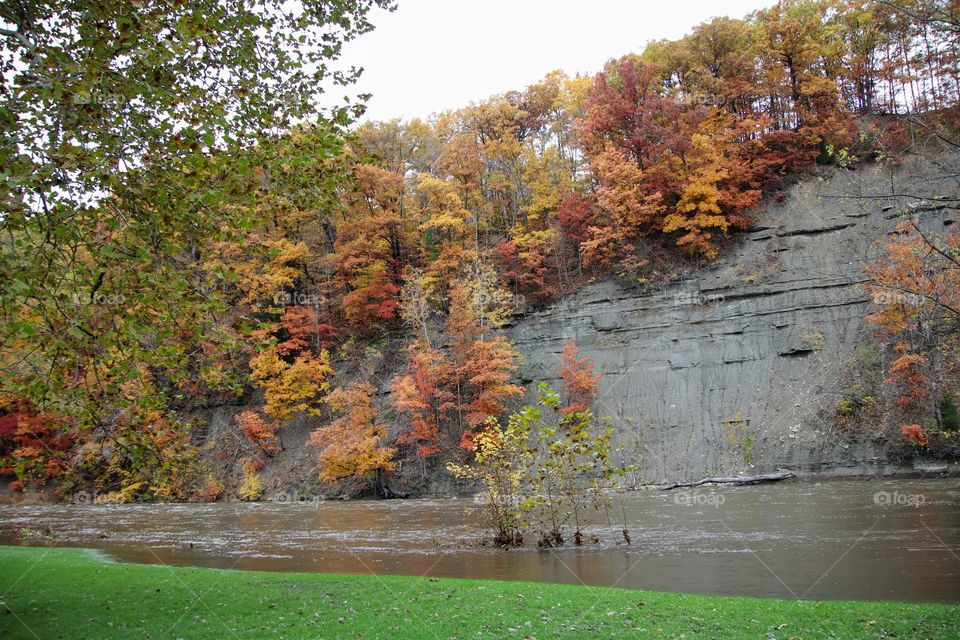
1 546 958 639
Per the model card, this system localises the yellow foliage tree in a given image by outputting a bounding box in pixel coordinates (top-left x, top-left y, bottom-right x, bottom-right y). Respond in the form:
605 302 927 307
309 381 395 486
249 346 333 421
203 232 311 308
664 133 732 258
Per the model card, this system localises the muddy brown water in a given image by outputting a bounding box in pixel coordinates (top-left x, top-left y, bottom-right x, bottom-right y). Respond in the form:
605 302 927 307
1 478 958 602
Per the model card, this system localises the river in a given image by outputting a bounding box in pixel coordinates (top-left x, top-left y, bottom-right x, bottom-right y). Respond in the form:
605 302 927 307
1 478 958 602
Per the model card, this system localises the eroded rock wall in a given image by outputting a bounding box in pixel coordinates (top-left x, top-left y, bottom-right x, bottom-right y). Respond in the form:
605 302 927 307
506 152 959 483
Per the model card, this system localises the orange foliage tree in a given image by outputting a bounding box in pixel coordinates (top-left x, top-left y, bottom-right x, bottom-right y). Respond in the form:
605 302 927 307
234 410 280 453
865 221 959 432
456 337 524 448
309 381 395 492
390 340 457 459
330 165 409 335
558 343 602 414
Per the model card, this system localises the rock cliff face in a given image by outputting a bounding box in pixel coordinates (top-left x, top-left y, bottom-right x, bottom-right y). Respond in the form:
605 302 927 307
195 150 958 493
506 151 959 483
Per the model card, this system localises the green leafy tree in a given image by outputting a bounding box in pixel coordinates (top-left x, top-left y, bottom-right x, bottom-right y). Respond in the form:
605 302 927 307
449 383 628 547
0 0 391 489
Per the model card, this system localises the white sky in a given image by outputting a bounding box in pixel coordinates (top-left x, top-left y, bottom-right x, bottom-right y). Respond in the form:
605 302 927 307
341 0 775 123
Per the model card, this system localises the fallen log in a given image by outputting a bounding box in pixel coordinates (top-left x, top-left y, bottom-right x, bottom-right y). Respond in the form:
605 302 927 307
660 472 796 491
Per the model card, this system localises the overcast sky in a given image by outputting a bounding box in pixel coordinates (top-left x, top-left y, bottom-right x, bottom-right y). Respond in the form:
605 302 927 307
340 0 775 123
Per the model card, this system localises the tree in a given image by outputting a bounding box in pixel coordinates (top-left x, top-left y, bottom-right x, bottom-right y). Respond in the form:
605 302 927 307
445 417 529 546
400 268 440 347
445 284 482 366
865 220 959 429
458 260 515 336
249 347 334 422
664 129 760 257
275 306 338 357
235 410 280 453
448 383 626 547
494 227 558 305
557 192 599 246
582 148 664 269
558 343 602 414
579 57 690 169
0 397 74 491
309 381 395 493
456 337 524 448
390 340 457 460
331 163 410 334
442 276 521 448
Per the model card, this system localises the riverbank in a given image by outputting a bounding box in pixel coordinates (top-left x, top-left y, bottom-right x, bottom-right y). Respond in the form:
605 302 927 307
1 546 958 639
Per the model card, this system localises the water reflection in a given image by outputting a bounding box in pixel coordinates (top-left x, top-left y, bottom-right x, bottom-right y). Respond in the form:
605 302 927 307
1 479 958 602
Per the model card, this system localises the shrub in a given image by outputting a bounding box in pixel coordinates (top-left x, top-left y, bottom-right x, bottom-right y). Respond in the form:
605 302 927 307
238 457 263 500
238 472 262 501
448 383 629 548
900 424 928 447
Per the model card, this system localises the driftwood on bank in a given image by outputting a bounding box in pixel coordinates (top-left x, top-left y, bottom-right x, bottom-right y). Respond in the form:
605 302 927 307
659 471 796 491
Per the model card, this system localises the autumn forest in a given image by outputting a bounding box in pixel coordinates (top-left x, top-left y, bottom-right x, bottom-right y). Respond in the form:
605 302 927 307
1 0 959 504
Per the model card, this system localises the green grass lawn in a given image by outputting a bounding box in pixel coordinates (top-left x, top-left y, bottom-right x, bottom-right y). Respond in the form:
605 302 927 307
1 545 958 639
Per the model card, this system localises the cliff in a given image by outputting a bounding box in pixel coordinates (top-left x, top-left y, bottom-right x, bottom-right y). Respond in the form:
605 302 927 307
192 149 959 494
505 149 959 483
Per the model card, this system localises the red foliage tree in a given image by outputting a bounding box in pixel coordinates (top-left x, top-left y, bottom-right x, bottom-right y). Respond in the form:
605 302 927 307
578 57 692 169
275 306 338 356
234 410 280 453
900 424 928 447
456 336 524 448
557 192 599 247
558 343 602 414
493 235 556 306
390 340 457 459
0 397 74 489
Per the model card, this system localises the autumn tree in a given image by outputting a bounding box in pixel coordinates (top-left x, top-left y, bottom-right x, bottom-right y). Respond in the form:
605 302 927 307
390 340 457 460
456 337 524 448
558 343 602 414
235 411 280 453
249 347 334 422
865 220 959 431
309 381 395 494
331 164 410 334
0 397 74 491
665 125 761 257
578 57 689 168
448 383 626 547
275 306 338 356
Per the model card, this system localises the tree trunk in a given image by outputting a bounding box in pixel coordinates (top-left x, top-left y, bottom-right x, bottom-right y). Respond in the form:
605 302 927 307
660 472 796 491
